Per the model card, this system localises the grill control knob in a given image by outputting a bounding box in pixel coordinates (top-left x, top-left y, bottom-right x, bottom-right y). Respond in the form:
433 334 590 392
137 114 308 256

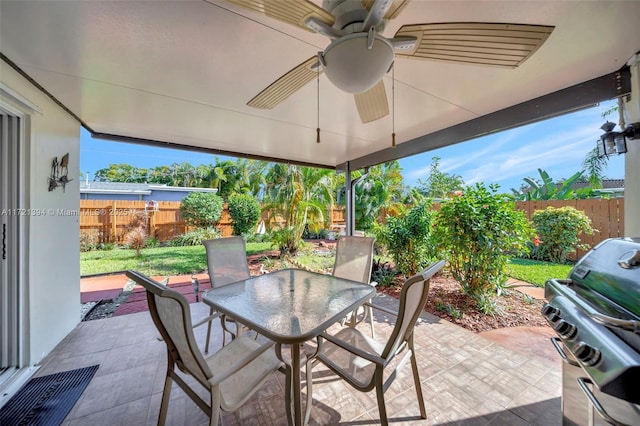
574 343 601 366
554 320 577 339
548 313 561 324
541 304 560 318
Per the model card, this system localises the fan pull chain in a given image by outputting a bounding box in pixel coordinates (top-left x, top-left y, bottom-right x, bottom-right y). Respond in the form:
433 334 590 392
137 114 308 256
316 65 321 143
391 63 396 148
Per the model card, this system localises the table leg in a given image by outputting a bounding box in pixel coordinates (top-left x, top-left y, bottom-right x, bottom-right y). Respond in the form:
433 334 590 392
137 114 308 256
304 337 321 425
291 342 302 426
276 343 303 426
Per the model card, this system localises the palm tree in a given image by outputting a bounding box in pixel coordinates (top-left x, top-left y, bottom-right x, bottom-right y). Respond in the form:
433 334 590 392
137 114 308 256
263 164 333 256
240 159 269 198
335 161 407 230
582 147 607 188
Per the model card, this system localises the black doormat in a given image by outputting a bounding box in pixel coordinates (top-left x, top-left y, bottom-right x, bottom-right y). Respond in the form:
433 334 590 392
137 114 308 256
0 365 99 426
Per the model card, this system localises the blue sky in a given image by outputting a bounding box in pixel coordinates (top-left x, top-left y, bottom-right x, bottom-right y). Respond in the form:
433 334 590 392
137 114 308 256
80 99 624 192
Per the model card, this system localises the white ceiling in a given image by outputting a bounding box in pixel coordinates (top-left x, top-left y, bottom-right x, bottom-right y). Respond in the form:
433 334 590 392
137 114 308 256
1 1 639 168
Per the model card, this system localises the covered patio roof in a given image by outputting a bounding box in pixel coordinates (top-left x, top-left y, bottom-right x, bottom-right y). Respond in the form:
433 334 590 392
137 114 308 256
1 1 638 170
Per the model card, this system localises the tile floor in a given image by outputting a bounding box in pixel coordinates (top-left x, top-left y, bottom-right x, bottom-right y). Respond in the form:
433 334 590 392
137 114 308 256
36 293 561 425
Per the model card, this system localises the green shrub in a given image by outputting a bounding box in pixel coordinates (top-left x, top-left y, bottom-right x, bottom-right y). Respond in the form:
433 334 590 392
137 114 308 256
179 192 224 229
435 301 462 319
371 259 397 286
246 233 268 243
302 226 330 240
228 193 261 236
531 206 594 263
433 184 534 304
145 237 160 248
169 227 221 246
374 200 437 276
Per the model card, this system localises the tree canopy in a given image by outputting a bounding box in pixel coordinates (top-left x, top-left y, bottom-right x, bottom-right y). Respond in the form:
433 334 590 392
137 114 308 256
415 157 465 198
93 158 270 200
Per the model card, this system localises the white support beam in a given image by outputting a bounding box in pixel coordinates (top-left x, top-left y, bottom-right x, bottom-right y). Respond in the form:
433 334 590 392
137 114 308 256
624 53 640 238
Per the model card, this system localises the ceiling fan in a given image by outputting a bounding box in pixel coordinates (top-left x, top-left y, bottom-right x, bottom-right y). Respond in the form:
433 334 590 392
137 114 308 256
227 0 553 123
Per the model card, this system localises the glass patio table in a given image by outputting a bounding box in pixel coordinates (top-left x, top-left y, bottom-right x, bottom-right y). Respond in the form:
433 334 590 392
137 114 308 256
202 268 376 425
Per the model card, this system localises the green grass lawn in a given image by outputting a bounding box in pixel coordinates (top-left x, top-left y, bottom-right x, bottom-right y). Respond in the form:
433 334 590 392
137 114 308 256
506 258 573 287
293 242 336 272
82 241 572 288
80 242 273 276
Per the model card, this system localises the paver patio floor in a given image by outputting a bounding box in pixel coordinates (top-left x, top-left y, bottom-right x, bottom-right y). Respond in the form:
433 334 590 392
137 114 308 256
38 291 560 425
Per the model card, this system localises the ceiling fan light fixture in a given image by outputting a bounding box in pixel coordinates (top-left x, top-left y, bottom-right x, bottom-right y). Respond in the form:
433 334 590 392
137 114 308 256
322 33 393 94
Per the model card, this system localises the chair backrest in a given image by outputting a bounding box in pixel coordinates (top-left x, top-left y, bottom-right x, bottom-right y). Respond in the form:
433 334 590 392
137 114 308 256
203 236 251 288
332 236 375 283
125 270 212 385
381 260 446 359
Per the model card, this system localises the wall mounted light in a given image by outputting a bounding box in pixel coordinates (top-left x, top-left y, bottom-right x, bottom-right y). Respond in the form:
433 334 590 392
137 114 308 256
48 153 72 191
598 121 640 158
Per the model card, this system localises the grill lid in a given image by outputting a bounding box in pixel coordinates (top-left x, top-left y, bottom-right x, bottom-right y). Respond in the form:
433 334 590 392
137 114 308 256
569 238 640 318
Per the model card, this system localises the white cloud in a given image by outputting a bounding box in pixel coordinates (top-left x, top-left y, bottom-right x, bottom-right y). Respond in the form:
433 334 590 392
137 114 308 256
461 126 599 187
404 127 528 181
401 100 622 189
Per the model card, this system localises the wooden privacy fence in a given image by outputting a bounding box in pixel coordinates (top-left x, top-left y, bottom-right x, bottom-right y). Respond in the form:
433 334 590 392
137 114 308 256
80 199 624 256
80 200 187 243
80 200 237 243
80 200 344 244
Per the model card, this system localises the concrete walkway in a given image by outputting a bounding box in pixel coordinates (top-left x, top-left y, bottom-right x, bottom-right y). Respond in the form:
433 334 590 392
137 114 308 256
506 277 545 299
81 273 211 316
477 278 555 364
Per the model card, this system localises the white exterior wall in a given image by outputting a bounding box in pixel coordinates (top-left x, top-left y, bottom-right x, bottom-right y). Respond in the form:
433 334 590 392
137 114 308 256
1 60 80 364
625 57 640 238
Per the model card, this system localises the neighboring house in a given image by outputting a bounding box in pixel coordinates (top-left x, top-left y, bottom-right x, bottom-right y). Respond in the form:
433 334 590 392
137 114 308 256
521 178 625 198
80 181 217 201
574 179 625 197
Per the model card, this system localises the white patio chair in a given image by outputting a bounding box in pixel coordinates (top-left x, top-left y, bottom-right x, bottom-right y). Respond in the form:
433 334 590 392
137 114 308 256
147 277 220 349
203 236 253 350
332 236 377 337
306 260 446 426
125 270 282 426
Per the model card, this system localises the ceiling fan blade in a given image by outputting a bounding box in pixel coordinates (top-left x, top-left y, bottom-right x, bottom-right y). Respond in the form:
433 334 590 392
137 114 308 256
247 57 322 109
362 0 394 30
354 80 388 123
394 23 554 68
361 0 411 20
224 0 334 31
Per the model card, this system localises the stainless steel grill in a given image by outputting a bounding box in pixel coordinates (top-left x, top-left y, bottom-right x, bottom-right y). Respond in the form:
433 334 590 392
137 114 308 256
543 238 640 425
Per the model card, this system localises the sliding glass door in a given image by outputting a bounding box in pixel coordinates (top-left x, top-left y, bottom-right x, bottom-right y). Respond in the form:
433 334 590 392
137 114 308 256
0 113 20 384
